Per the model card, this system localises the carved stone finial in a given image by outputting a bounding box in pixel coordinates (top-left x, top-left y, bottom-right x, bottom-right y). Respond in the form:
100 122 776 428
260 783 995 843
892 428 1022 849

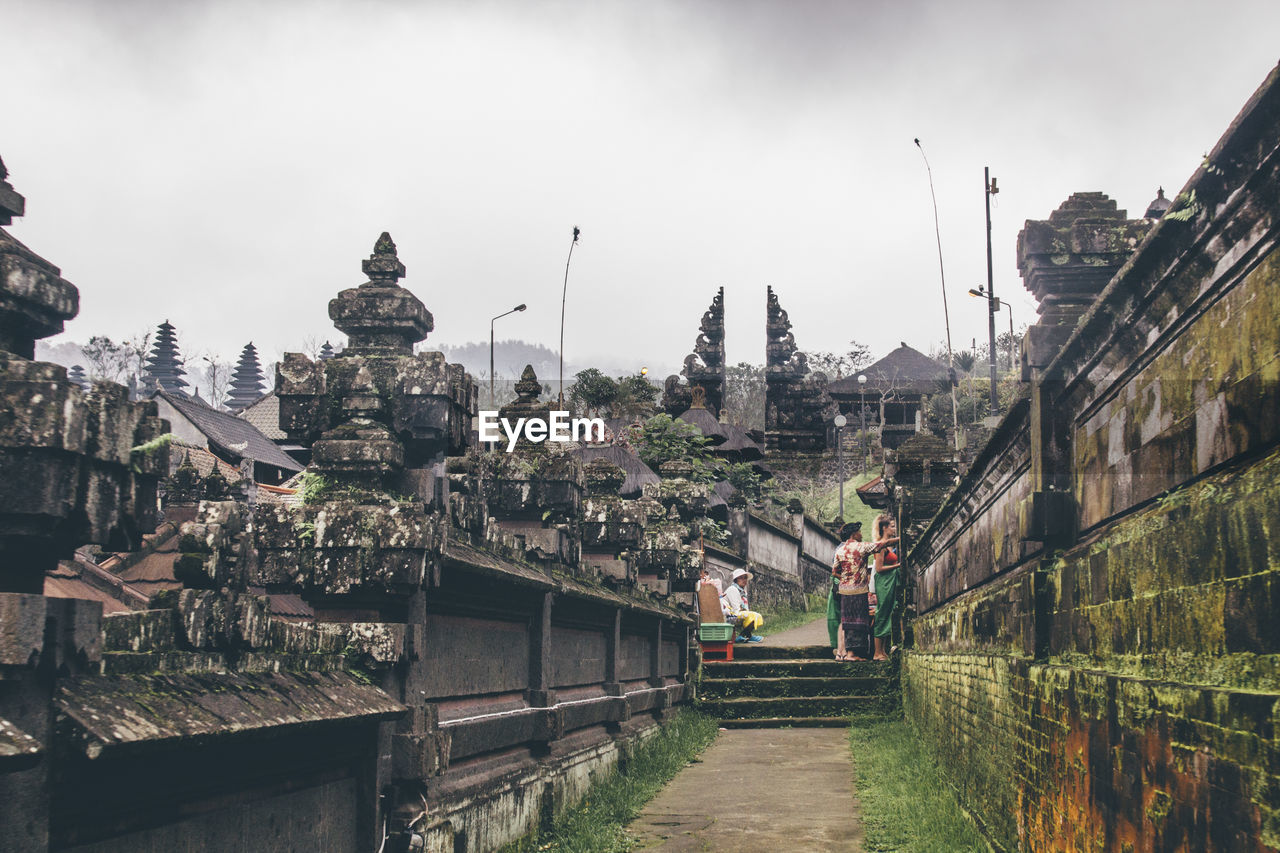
0 155 23 226
689 385 707 409
0 161 77 357
361 231 406 284
514 364 541 401
329 232 433 355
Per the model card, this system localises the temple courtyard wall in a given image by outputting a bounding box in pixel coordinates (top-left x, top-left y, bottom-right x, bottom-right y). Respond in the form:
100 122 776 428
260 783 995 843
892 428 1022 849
902 65 1280 851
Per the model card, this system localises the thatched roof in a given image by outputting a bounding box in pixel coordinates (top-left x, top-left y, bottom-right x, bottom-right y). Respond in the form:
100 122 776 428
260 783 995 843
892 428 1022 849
573 445 660 497
714 423 764 459
828 343 960 396
677 406 727 443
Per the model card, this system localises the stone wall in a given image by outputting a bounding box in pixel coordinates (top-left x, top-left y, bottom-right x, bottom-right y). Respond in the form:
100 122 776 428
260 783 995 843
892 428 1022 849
903 64 1280 852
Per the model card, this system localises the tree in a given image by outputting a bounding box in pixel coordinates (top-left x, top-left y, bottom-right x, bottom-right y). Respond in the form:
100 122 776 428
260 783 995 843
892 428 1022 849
81 336 130 382
568 368 618 417
194 353 233 409
954 350 977 373
611 373 659 419
723 362 765 430
719 461 772 503
633 414 714 479
804 340 872 380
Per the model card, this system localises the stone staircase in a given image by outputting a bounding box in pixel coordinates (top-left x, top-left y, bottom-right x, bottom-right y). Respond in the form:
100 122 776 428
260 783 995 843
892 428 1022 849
698 644 900 728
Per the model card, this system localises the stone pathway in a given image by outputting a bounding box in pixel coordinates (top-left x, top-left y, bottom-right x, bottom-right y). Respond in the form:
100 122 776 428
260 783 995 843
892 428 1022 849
760 614 829 648
625 728 863 851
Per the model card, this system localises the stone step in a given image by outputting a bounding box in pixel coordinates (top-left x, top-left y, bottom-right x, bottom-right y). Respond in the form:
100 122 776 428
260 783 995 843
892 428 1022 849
703 659 895 679
728 644 836 661
718 717 855 729
700 676 893 699
699 695 898 720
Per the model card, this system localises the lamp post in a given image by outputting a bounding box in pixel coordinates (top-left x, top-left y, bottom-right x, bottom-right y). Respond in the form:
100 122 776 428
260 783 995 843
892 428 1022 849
914 139 961 452
490 303 527 409
983 167 1000 415
857 374 868 472
968 288 1016 372
558 226 581 407
834 413 847 519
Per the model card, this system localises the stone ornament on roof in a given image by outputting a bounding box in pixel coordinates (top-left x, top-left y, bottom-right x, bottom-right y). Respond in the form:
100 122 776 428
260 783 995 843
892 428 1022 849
0 157 168 592
1017 192 1151 326
328 231 434 356
513 364 542 402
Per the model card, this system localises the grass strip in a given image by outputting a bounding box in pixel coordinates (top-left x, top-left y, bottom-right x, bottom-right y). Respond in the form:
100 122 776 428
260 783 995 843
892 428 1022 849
849 718 991 852
758 590 828 636
501 709 720 853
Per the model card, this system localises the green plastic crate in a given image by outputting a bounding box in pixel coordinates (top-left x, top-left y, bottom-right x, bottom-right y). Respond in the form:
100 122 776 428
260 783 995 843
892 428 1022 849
699 623 734 642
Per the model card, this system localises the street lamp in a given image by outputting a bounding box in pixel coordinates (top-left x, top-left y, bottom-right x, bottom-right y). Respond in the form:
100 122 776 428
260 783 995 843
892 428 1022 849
558 226 581 407
982 167 1001 415
857 374 868 472
968 288 1016 372
491 303 527 409
834 413 847 519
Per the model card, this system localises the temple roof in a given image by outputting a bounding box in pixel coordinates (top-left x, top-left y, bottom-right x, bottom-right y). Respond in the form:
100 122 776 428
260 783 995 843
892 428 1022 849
828 344 955 395
573 444 660 497
155 390 303 473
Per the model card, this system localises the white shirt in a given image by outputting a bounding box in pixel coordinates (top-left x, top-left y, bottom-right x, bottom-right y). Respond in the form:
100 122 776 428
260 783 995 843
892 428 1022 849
721 583 748 614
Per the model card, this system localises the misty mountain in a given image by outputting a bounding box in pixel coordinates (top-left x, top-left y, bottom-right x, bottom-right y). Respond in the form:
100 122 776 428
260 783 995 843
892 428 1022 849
435 339 674 382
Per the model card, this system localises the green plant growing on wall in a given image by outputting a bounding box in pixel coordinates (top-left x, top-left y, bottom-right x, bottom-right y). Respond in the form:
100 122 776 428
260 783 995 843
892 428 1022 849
299 472 333 504
129 432 175 472
633 414 715 481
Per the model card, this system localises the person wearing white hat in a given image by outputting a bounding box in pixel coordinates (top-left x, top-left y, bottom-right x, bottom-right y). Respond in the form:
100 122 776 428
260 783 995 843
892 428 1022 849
721 568 764 643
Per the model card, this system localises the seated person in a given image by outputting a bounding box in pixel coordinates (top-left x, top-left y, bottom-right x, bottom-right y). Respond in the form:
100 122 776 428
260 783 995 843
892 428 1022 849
721 568 765 643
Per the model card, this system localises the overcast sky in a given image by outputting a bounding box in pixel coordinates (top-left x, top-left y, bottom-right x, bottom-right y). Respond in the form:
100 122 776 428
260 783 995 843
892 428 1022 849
6 0 1279 377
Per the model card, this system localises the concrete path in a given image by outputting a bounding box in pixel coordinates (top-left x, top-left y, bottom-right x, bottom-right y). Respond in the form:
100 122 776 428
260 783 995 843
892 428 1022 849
760 613 830 648
626 728 863 851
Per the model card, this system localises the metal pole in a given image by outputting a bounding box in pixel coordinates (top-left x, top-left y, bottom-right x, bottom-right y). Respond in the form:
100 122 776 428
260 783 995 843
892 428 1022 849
1007 306 1015 372
984 166 999 415
558 226 580 407
837 424 844 519
860 389 867 472
914 139 961 452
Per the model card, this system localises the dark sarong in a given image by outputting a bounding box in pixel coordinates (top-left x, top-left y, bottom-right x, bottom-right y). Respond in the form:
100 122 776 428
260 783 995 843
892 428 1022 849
826 577 839 648
873 568 900 639
839 591 872 660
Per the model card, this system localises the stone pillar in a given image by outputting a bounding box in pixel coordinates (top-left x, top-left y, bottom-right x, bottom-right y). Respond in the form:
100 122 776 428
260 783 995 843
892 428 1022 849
0 158 167 853
528 592 555 707
648 618 664 688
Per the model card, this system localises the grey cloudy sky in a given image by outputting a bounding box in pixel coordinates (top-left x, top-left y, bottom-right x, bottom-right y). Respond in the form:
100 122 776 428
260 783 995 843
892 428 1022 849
6 0 1279 376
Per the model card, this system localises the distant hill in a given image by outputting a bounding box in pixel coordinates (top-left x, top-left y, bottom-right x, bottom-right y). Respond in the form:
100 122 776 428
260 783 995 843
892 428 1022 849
436 339 673 382
35 340 87 370
437 340 562 381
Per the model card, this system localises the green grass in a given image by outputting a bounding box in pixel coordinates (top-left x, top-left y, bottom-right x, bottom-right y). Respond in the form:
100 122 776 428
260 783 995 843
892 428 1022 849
500 709 720 853
779 467 885 532
758 590 828 636
849 719 992 852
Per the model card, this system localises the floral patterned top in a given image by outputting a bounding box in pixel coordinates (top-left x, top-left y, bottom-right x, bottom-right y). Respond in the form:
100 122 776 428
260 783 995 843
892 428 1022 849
832 540 877 593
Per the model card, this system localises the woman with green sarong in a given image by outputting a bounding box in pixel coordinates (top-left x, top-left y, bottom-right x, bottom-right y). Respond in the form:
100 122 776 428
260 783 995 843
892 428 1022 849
826 572 840 653
872 515 900 661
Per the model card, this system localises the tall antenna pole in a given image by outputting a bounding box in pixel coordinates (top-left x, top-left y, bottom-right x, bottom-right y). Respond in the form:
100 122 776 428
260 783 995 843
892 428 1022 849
984 166 999 415
558 226 580 407
914 139 961 453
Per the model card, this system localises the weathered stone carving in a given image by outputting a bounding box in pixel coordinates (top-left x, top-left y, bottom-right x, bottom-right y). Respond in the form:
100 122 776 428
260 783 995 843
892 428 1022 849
262 234 474 605
764 286 837 452
0 166 167 594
